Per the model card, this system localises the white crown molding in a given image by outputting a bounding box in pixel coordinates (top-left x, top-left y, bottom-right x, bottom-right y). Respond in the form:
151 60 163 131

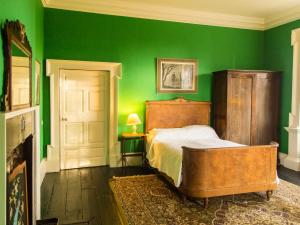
42 0 300 31
265 6 300 30
43 0 265 30
41 0 49 7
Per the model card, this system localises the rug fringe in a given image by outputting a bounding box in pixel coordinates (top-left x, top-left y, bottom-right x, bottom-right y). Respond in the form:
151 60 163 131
109 180 130 225
112 174 158 180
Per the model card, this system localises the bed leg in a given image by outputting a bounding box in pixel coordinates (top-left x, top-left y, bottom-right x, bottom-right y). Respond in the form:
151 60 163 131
203 198 208 209
266 190 273 201
182 195 187 204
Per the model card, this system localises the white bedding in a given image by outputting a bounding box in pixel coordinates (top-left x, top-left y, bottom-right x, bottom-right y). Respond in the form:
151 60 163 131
146 125 245 187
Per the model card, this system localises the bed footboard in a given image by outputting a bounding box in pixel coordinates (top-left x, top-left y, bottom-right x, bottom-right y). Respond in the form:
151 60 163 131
181 144 278 201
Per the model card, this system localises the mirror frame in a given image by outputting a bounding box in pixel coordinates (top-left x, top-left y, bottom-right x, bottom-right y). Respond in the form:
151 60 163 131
1 20 32 111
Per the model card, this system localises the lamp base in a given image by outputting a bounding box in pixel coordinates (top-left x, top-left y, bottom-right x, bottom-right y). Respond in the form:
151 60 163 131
132 125 137 134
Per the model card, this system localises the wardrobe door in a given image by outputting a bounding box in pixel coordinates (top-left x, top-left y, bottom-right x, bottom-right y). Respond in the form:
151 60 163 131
252 74 280 145
227 74 253 145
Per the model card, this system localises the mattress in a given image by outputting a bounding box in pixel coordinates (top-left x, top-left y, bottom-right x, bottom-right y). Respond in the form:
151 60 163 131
146 125 245 187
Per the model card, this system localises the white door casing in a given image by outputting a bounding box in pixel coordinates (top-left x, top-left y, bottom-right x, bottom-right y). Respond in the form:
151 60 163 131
60 69 108 169
46 59 122 172
283 28 300 171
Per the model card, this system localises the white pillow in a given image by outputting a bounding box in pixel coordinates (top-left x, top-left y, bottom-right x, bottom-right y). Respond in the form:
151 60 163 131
148 128 188 142
183 125 219 139
149 128 183 135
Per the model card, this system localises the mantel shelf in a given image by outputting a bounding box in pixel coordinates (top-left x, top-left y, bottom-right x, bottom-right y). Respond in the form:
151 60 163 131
0 106 39 120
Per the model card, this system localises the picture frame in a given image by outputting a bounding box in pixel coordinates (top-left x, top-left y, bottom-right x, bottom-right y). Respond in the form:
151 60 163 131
157 58 198 93
7 161 29 225
1 20 32 111
35 60 40 105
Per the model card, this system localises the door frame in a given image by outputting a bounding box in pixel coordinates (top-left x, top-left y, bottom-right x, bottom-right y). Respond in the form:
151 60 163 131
46 59 122 172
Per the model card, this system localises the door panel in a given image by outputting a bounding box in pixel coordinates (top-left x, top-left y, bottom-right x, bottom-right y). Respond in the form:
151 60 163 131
64 123 84 146
87 122 104 144
88 91 104 111
60 69 108 169
65 90 84 112
227 76 253 145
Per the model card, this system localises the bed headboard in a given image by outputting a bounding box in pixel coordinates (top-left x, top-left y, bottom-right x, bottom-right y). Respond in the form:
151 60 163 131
145 97 211 133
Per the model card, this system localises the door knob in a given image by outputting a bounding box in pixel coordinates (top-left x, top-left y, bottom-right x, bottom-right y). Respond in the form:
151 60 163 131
61 117 68 121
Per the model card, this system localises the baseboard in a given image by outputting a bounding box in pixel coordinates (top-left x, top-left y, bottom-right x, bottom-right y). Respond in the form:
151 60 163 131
109 154 122 167
125 156 143 166
282 155 300 171
279 152 288 165
45 159 60 173
44 141 140 169
279 151 300 171
45 145 61 172
109 153 143 167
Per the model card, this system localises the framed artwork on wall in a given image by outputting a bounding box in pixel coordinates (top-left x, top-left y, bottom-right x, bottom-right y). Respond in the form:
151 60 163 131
35 60 40 105
7 161 29 225
157 58 198 93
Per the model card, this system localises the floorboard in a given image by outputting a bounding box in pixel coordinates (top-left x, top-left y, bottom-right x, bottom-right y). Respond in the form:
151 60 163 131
277 165 300 186
41 165 300 225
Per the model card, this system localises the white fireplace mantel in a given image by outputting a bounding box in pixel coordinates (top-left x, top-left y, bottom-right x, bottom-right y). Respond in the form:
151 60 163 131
283 28 300 171
0 106 42 225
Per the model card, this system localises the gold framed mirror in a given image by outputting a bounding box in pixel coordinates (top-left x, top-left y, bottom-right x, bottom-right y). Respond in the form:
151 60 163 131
1 20 32 111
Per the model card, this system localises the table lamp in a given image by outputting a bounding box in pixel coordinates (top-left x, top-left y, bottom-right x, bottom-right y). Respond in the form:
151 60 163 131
127 113 141 134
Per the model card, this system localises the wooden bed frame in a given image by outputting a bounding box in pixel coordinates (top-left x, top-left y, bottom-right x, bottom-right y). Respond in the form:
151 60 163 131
145 97 278 208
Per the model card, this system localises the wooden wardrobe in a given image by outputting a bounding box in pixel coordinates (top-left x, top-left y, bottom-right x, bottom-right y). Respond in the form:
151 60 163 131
213 70 281 145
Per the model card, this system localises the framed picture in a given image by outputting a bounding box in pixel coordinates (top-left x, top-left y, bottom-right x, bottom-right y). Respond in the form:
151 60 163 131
157 58 198 93
35 60 40 105
7 161 29 225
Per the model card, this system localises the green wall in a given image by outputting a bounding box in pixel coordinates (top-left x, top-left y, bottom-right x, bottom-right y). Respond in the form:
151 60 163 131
0 2 298 223
44 8 265 157
0 0 44 157
264 19 300 153
0 3 297 165
0 0 44 223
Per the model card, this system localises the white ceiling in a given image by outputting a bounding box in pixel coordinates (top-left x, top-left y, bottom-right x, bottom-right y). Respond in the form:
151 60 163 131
43 0 300 30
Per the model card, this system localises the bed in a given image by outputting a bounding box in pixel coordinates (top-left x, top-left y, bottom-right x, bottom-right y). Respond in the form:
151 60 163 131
145 98 278 208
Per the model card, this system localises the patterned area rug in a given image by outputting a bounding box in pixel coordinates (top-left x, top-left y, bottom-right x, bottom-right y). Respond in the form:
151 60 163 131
109 174 300 225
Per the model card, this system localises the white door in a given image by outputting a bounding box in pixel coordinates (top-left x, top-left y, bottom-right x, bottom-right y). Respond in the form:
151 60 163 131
60 69 108 169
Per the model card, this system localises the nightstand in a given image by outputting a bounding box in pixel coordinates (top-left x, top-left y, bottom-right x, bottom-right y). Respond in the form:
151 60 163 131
121 133 146 168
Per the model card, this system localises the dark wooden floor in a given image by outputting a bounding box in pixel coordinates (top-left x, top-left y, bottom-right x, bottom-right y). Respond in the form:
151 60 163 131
277 165 300 186
41 166 153 225
41 165 300 225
